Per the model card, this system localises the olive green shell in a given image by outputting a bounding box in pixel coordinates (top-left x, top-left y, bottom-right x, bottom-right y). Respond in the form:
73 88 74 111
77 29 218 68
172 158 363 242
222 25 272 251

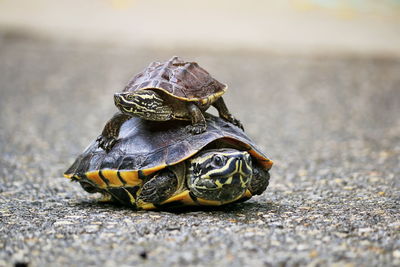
123 56 227 103
64 114 273 209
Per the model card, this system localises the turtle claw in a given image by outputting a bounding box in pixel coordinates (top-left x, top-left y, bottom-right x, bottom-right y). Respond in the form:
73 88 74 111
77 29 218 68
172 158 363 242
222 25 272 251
232 118 244 131
186 124 207 135
97 134 117 152
226 116 244 131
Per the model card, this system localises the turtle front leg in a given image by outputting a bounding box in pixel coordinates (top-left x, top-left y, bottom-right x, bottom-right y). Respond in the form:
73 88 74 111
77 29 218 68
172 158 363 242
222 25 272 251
213 97 244 131
97 112 131 152
137 169 178 204
248 164 270 196
186 102 207 134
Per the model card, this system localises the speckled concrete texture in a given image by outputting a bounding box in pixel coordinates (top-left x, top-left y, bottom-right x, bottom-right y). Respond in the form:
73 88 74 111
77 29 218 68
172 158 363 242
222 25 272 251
0 36 399 266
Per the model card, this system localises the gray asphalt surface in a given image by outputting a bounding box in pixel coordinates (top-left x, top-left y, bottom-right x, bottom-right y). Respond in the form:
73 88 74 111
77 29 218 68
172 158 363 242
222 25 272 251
0 35 399 266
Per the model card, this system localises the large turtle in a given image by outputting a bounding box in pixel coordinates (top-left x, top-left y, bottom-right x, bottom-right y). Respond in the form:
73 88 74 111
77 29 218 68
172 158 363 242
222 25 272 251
97 56 243 151
64 114 272 210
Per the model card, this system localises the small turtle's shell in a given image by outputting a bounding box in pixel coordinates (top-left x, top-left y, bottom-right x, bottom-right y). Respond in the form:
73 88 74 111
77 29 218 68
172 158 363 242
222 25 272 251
123 56 227 104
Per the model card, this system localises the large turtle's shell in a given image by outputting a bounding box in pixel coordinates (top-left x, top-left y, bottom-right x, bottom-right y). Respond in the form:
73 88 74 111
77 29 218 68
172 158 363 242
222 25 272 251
64 114 272 190
122 56 227 102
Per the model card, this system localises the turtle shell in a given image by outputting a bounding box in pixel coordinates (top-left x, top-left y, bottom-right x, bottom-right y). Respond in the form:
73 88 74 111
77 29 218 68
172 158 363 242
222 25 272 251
123 56 227 104
64 114 273 208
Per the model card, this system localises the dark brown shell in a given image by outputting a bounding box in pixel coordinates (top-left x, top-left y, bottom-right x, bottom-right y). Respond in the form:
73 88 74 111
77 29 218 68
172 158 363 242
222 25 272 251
64 114 273 179
123 56 227 102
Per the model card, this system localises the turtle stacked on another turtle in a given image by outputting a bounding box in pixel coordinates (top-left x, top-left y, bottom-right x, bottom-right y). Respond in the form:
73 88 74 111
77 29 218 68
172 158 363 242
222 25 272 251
97 56 243 151
64 56 273 210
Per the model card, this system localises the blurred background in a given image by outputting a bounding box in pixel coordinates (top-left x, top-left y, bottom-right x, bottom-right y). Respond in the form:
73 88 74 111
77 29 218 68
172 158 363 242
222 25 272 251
0 0 400 55
1 1 400 266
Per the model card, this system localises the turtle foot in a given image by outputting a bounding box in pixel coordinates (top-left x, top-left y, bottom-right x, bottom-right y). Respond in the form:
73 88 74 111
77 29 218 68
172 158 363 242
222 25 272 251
97 134 117 152
138 170 178 204
186 124 207 135
225 116 244 131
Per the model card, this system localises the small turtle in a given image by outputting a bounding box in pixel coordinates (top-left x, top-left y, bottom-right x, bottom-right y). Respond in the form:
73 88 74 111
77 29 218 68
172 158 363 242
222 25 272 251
97 56 243 151
65 114 272 210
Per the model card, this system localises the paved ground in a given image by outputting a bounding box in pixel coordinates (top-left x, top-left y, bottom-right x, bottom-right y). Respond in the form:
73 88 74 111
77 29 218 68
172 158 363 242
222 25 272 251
0 36 399 266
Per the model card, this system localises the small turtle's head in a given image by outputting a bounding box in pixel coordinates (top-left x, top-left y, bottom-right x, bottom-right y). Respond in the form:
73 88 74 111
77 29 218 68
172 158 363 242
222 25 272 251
114 90 173 121
187 149 253 203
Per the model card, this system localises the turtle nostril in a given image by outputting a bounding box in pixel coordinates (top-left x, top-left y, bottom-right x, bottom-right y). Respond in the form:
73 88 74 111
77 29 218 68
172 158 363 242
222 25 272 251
114 94 121 104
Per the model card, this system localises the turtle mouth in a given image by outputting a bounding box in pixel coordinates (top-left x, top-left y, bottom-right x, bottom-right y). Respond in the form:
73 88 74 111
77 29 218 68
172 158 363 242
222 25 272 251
114 93 121 105
114 93 142 115
114 93 133 114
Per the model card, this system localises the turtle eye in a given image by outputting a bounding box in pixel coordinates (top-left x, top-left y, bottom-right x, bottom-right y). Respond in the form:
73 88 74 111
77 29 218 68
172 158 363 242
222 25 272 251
125 95 134 101
212 154 225 167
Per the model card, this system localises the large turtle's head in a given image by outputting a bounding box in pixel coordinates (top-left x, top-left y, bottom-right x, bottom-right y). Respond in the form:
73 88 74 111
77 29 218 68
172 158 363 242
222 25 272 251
187 149 253 203
114 90 173 121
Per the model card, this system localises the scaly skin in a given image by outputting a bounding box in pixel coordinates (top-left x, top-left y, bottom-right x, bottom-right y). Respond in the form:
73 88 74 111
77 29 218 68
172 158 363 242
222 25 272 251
97 113 131 151
98 90 244 152
136 149 258 205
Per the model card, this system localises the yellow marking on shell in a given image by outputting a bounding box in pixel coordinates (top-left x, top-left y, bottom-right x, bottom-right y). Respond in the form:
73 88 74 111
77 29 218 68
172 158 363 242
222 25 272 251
141 165 166 176
122 188 136 204
101 170 124 187
243 189 252 198
141 85 227 103
98 193 113 202
160 191 197 206
64 173 73 179
248 149 273 169
140 203 157 210
196 198 223 206
118 171 142 186
220 137 274 170
200 92 219 105
86 171 107 188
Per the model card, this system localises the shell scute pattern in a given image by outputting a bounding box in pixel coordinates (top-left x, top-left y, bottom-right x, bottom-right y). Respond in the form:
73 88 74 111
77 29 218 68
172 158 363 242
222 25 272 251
65 115 272 178
123 56 226 101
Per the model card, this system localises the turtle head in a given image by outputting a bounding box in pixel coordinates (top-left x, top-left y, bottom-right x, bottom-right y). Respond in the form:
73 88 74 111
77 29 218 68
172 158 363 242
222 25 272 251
114 90 173 121
187 149 253 203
